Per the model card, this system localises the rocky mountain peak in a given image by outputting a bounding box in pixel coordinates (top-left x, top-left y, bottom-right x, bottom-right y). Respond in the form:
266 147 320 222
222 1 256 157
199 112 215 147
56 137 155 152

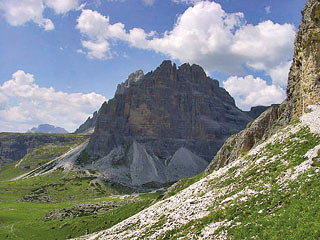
115 69 144 95
27 124 68 134
83 61 255 187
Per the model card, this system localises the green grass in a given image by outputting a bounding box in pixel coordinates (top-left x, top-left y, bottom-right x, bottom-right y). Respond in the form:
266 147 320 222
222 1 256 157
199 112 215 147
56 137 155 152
0 195 156 240
0 136 87 182
156 126 320 239
0 136 162 240
164 171 207 198
0 166 160 239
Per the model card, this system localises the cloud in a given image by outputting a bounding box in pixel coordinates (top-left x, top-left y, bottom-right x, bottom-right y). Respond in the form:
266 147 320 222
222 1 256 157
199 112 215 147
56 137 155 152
44 0 79 14
268 61 292 88
223 75 286 110
231 20 294 72
76 9 128 58
0 93 7 110
172 0 200 4
81 40 111 59
0 0 79 30
265 6 271 14
0 70 107 132
76 1 295 76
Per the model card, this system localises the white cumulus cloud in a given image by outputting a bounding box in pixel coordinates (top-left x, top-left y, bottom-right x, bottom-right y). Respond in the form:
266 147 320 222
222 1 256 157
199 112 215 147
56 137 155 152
0 0 79 30
223 75 286 110
0 70 107 132
44 0 79 14
75 1 294 110
76 1 295 76
268 61 292 88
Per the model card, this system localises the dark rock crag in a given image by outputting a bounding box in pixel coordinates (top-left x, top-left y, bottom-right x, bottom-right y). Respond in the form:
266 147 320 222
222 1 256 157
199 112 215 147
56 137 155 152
246 105 270 119
84 61 254 186
207 0 320 172
75 111 98 134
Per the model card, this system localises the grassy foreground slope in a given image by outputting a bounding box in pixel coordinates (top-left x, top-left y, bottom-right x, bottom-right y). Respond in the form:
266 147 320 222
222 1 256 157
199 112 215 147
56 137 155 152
0 136 161 240
78 106 320 240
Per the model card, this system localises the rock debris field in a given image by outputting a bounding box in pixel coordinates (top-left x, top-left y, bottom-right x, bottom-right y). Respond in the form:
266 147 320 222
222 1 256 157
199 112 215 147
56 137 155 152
75 104 320 239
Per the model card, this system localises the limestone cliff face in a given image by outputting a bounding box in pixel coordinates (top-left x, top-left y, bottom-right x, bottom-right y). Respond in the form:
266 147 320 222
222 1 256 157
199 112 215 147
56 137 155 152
207 104 286 172
287 0 320 119
85 61 253 186
207 0 320 171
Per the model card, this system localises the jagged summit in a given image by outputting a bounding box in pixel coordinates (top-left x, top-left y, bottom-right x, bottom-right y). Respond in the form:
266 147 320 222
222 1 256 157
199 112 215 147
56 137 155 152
115 69 144 95
81 60 253 187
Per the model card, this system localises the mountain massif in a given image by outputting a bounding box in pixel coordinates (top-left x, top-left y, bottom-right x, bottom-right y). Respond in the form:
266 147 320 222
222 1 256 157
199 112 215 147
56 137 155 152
75 111 98 134
27 124 68 134
82 61 259 187
0 61 266 190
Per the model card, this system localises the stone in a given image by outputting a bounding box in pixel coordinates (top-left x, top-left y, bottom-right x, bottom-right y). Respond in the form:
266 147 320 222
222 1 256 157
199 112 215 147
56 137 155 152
287 0 320 119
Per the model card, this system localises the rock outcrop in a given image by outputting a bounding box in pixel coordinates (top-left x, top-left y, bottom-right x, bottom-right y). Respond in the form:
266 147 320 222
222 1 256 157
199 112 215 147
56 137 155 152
75 111 98 134
115 70 144 95
245 105 270 119
207 0 320 171
27 124 68 134
287 0 320 119
84 61 254 186
207 104 287 171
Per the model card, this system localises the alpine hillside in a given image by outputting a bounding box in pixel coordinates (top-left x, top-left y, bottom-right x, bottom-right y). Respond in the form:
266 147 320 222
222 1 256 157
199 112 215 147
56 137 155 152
74 0 320 239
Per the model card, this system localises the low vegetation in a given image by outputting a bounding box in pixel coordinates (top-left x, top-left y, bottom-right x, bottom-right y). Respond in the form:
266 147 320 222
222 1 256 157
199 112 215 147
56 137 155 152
156 125 320 239
0 139 162 240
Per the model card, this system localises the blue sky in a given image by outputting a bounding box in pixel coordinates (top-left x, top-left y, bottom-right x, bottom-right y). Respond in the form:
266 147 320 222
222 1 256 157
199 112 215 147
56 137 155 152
0 0 306 132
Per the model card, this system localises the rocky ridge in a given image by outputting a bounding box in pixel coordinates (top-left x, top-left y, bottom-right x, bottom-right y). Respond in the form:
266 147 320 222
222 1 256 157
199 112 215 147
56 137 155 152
83 61 254 187
207 0 320 171
27 124 68 134
0 133 80 167
75 111 98 134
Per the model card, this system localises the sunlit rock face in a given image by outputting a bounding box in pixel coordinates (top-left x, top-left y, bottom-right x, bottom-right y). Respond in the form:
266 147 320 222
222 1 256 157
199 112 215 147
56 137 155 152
287 0 320 119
